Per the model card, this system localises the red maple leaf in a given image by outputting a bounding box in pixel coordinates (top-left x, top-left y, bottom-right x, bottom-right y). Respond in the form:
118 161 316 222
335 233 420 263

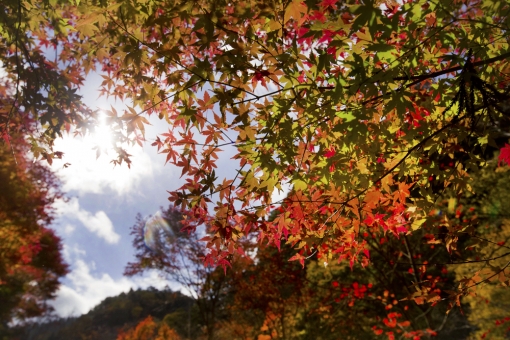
324 147 335 158
498 144 510 166
252 70 270 88
320 0 337 9
297 71 306 83
319 29 334 44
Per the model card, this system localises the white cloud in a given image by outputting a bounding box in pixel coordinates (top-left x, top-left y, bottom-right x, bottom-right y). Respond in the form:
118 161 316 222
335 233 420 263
63 224 76 235
50 260 176 318
62 244 87 264
55 198 120 244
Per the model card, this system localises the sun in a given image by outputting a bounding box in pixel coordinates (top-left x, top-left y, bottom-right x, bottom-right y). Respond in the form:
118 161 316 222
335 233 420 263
88 111 113 153
51 109 155 196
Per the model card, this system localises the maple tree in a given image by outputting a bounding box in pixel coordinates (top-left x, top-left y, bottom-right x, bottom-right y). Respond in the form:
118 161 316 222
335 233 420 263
4 0 510 336
219 209 474 339
74 0 510 256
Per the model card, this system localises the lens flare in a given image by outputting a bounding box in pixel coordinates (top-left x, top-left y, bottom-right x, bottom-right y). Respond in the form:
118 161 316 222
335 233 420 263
144 210 174 252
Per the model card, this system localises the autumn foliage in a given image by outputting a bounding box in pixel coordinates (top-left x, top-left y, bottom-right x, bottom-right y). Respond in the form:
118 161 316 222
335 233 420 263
64 0 510 273
117 316 181 340
2 0 510 337
0 136 68 329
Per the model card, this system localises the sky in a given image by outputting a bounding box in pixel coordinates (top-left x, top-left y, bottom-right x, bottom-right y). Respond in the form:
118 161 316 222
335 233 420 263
47 71 185 318
44 70 290 318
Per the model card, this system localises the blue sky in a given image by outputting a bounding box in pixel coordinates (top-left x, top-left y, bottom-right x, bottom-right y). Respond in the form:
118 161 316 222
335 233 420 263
47 72 181 317
44 67 292 318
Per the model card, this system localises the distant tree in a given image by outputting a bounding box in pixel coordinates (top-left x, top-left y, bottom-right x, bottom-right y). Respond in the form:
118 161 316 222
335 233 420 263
117 315 181 340
125 207 250 340
0 134 68 334
222 242 310 339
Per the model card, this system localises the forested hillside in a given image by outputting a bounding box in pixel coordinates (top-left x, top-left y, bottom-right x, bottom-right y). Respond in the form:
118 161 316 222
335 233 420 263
10 288 196 340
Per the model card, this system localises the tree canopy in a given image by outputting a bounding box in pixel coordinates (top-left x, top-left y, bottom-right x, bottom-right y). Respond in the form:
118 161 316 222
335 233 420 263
2 0 510 337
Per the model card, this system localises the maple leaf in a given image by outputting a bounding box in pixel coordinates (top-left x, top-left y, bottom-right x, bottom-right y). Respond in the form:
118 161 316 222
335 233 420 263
324 147 335 158
288 252 306 268
151 136 164 151
309 10 327 23
498 144 510 166
320 0 337 10
252 70 270 89
297 71 306 83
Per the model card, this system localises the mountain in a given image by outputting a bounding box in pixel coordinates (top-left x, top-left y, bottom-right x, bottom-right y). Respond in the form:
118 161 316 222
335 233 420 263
9 287 198 340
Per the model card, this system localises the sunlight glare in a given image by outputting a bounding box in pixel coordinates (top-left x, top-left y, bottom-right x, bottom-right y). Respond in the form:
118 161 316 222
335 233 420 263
90 111 113 152
50 110 160 196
